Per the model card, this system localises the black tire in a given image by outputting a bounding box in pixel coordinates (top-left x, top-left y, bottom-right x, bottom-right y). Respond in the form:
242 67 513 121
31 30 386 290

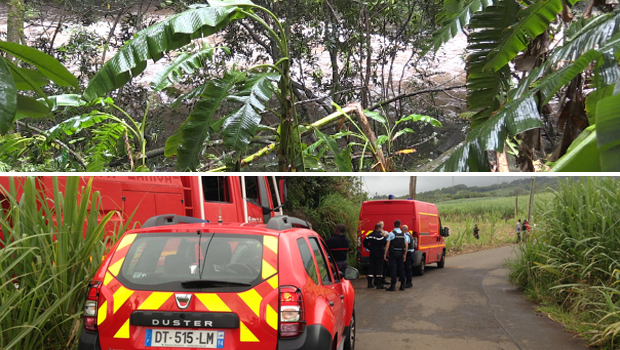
413 256 425 276
344 310 355 350
437 251 445 268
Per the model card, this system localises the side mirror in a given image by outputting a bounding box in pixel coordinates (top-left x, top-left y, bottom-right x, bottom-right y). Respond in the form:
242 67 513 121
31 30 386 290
343 267 360 280
441 227 450 237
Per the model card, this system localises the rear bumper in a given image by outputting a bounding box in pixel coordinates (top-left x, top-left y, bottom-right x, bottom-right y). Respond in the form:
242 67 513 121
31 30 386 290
77 328 101 350
278 324 332 350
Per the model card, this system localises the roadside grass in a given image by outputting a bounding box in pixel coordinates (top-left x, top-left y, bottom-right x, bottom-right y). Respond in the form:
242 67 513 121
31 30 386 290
0 177 124 350
438 192 554 222
507 177 620 349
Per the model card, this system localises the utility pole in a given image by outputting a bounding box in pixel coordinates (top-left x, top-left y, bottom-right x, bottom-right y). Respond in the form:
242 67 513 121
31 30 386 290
409 176 416 199
528 177 535 222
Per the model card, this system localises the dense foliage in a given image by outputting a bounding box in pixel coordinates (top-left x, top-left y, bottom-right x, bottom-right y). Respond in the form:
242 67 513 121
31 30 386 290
0 177 125 349
508 177 620 348
284 176 366 243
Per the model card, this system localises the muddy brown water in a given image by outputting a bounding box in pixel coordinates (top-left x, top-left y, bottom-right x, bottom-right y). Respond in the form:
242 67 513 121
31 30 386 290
1 4 469 171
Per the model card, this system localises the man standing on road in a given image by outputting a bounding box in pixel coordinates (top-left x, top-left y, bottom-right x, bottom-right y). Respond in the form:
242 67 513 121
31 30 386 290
363 222 387 288
402 225 415 289
384 220 409 291
516 219 522 243
326 223 350 273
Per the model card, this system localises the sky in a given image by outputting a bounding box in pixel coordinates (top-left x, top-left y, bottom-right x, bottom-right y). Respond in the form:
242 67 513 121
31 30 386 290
361 175 532 197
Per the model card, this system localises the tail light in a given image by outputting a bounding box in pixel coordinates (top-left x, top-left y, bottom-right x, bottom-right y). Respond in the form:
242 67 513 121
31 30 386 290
84 281 102 332
279 286 305 338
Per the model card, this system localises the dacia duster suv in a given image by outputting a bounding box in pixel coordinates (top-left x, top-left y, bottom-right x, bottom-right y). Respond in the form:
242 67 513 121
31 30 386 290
79 214 358 350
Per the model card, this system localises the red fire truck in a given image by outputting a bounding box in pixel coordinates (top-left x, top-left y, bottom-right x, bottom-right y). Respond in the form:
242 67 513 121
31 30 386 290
357 199 450 276
0 176 286 237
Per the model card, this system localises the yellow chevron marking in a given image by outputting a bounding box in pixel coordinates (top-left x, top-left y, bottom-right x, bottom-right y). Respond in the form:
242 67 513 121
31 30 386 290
116 234 136 251
364 230 372 236
267 274 278 289
104 272 114 286
263 236 278 254
419 212 438 217
138 292 172 310
108 258 124 276
239 321 259 342
266 305 278 330
238 289 262 317
112 286 134 314
262 260 277 280
97 301 107 325
196 294 231 312
113 319 130 339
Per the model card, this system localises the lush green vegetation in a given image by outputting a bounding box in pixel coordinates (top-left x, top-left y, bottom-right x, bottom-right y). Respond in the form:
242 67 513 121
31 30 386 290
508 177 620 349
1 0 618 171
0 177 124 349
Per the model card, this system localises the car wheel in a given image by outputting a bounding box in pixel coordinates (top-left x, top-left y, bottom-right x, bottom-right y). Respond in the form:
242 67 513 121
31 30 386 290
437 251 445 268
344 310 355 350
414 256 425 276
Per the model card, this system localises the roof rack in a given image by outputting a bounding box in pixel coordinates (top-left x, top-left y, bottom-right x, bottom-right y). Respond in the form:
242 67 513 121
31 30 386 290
266 215 311 230
142 214 210 228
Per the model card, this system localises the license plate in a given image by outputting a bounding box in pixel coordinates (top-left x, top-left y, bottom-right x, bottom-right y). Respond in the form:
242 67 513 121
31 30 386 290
145 329 224 348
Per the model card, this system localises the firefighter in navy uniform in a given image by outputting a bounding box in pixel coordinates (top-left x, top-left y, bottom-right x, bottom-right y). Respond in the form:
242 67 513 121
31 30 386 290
402 225 416 289
363 222 387 288
384 220 409 291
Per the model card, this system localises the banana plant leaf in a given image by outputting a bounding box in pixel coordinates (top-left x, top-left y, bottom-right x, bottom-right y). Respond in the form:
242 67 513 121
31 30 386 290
484 0 581 72
550 126 601 171
313 128 353 172
9 66 49 91
0 57 17 135
165 70 246 170
596 94 620 171
15 95 51 120
83 5 241 100
0 41 78 88
151 46 214 92
222 72 279 151
430 0 497 53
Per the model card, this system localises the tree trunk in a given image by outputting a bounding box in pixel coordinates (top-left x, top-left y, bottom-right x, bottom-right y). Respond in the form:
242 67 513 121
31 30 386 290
7 0 25 45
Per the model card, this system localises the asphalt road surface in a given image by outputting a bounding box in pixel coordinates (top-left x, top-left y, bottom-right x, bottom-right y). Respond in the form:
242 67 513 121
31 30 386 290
352 246 589 350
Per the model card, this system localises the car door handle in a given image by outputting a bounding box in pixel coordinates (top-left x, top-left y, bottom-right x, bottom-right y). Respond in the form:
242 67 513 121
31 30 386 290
329 301 334 306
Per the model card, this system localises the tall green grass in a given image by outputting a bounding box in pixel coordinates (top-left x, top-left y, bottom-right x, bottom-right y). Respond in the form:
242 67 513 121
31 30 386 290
444 210 509 253
0 177 123 349
507 177 620 349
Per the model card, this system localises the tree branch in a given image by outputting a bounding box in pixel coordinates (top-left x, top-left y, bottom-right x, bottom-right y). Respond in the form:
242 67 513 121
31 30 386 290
16 121 87 170
368 84 466 111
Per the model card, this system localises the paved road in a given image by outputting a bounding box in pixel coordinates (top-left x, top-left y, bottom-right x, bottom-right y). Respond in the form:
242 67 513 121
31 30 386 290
352 246 589 350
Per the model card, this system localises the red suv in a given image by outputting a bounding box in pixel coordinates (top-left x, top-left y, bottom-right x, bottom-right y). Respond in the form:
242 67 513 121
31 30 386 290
78 215 358 350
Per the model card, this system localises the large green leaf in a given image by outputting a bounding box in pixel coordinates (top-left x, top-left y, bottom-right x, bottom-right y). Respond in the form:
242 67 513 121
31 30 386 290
431 0 497 52
550 126 601 172
596 94 620 171
484 0 581 72
438 11 620 171
0 41 78 88
314 129 353 172
45 113 110 140
15 95 51 120
221 71 279 151
150 46 214 92
9 66 49 91
165 70 246 170
466 0 518 122
83 5 242 100
0 57 17 135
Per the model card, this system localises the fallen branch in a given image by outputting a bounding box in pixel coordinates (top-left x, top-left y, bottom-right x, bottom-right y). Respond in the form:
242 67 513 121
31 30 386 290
368 84 466 111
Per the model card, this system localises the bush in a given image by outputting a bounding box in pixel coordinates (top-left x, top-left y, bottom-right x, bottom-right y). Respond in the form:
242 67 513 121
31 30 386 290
507 177 620 349
0 177 122 349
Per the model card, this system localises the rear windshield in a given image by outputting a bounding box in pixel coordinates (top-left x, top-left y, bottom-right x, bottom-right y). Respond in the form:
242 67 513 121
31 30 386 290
116 233 266 291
